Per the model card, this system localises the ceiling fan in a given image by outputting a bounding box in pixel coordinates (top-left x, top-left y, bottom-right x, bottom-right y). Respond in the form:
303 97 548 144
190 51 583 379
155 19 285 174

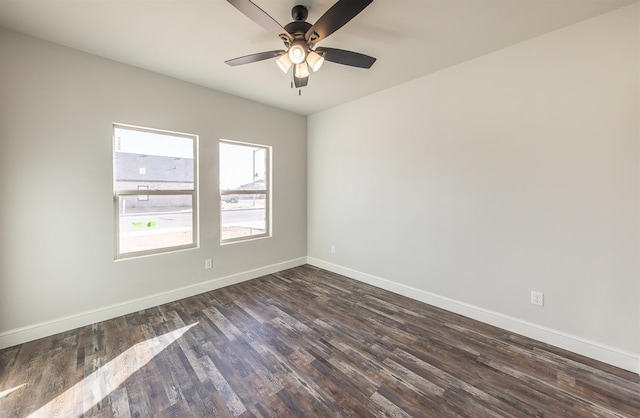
225 0 376 89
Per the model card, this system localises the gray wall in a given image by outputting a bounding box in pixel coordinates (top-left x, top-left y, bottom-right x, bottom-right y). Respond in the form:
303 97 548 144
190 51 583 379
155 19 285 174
0 27 307 340
308 5 639 370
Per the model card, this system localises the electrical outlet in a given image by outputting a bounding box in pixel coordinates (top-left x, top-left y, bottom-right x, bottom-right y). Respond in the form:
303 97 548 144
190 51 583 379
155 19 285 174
531 291 544 307
331 245 336 254
205 258 213 269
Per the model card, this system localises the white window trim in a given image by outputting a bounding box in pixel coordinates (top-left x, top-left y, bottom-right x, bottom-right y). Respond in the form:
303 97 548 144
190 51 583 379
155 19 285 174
113 123 199 259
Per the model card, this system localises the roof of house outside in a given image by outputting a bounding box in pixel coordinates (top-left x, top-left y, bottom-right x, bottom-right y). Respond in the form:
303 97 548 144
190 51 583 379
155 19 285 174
115 152 193 182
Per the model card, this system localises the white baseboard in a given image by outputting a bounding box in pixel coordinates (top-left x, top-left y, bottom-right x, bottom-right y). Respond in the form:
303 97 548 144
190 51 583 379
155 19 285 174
307 257 640 374
0 257 307 350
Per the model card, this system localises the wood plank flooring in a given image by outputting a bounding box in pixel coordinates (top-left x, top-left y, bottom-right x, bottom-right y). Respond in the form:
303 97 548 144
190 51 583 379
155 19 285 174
1 264 638 417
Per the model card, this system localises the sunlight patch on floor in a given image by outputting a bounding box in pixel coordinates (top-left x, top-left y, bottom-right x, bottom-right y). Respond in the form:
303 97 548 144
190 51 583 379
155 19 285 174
27 323 197 417
0 383 27 399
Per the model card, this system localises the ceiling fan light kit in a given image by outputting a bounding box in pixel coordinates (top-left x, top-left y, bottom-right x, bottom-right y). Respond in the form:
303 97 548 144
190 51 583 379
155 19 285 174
288 41 307 64
294 62 310 78
276 53 292 73
225 0 376 89
306 51 325 72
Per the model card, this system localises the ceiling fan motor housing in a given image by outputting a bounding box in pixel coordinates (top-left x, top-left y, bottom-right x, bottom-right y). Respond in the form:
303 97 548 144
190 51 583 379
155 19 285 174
284 21 312 39
287 5 313 44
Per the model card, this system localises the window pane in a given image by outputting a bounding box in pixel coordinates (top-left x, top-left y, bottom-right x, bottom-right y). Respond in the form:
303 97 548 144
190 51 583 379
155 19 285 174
115 127 194 191
118 194 193 254
219 143 267 191
113 124 198 259
221 194 266 241
219 140 270 244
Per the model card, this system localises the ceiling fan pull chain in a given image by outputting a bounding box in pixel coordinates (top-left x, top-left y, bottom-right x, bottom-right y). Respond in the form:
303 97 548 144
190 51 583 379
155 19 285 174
299 89 302 96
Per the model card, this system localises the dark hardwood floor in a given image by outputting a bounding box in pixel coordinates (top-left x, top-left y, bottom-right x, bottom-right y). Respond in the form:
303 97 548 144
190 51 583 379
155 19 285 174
1 264 638 417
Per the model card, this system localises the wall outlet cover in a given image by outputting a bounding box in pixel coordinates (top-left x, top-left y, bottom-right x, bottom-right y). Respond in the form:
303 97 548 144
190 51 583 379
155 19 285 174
531 291 544 307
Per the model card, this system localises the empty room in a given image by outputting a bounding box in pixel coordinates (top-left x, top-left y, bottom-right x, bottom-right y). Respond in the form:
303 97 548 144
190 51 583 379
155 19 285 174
0 0 639 416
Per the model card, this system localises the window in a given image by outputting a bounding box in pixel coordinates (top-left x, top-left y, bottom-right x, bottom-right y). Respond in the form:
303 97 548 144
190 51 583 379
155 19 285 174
113 124 198 259
220 140 270 243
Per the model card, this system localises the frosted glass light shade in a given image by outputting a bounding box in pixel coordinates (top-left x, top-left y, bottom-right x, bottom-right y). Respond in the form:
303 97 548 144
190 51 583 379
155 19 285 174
306 51 324 72
294 62 309 78
288 43 307 64
276 53 292 73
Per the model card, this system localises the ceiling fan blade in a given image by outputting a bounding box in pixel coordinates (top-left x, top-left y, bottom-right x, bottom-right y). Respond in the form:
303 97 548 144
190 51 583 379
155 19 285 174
227 0 292 42
294 75 309 88
305 0 373 44
315 47 376 68
225 50 285 66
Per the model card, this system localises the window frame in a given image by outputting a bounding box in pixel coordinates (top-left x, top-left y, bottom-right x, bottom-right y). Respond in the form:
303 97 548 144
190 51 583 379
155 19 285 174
219 139 271 244
113 123 198 260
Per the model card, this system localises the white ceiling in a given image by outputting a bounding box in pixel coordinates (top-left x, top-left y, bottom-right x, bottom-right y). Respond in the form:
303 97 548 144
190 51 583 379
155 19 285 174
0 0 636 115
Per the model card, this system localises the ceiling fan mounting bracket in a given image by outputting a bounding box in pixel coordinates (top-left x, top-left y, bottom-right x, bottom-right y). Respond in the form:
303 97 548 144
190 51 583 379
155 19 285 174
291 5 308 22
